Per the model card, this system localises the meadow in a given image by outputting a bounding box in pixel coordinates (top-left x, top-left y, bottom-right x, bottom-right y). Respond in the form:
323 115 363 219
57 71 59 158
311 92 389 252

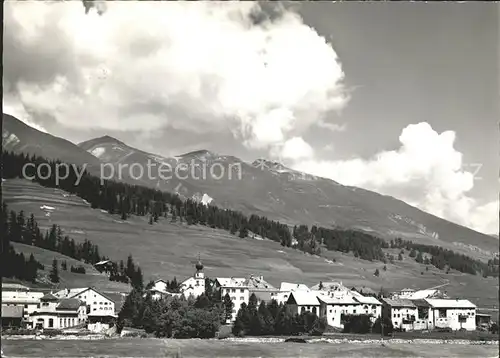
2 338 499 358
3 178 499 311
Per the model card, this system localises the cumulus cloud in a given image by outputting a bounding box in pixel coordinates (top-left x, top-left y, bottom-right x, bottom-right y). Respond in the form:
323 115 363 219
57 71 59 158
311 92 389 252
279 136 315 160
3 1 348 154
293 122 499 234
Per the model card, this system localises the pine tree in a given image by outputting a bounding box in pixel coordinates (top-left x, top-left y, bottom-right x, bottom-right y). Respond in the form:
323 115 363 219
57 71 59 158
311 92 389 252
50 258 60 283
223 293 234 323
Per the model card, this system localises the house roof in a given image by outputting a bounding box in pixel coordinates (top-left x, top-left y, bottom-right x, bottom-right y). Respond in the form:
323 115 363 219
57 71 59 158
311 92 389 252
280 282 310 292
56 298 84 310
245 276 276 290
41 293 59 301
317 294 358 305
216 277 247 288
310 281 348 291
54 288 87 298
407 289 448 300
95 260 112 266
352 286 377 295
412 299 432 308
381 298 416 308
288 291 320 306
2 305 23 318
425 299 476 309
55 287 115 303
2 283 30 291
351 291 382 305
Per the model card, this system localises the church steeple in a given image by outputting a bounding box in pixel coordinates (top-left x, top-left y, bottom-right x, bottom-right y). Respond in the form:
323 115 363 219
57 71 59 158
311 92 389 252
195 253 204 274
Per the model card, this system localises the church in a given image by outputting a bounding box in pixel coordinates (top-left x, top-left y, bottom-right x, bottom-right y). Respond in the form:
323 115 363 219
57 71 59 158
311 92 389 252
148 257 206 300
179 258 206 299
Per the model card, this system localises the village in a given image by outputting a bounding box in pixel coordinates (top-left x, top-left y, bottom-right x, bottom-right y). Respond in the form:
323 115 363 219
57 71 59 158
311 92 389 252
2 258 495 336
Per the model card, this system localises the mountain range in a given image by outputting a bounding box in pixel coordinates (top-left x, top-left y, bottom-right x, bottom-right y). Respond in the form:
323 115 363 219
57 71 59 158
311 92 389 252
3 113 498 260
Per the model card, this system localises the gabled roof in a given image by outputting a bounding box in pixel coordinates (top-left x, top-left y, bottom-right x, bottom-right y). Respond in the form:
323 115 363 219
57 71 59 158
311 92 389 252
216 277 247 288
280 282 310 292
412 299 432 308
41 293 59 301
352 286 377 295
381 298 416 308
2 283 30 291
317 294 358 305
55 287 115 303
245 276 276 290
425 299 476 309
310 281 347 291
2 305 23 318
56 298 84 310
287 291 320 306
350 291 382 305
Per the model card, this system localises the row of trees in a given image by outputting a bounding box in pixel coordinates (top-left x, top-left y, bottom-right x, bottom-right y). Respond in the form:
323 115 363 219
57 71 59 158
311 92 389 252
391 238 499 276
3 245 43 283
232 294 327 337
342 314 394 335
1 202 144 288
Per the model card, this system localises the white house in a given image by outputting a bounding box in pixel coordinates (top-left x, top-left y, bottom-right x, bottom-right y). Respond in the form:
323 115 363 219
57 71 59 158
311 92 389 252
286 291 320 316
245 275 279 305
55 287 116 316
425 298 476 331
275 282 310 305
30 293 87 329
148 279 183 301
350 290 382 322
215 277 249 322
317 294 359 328
2 283 44 328
381 298 418 331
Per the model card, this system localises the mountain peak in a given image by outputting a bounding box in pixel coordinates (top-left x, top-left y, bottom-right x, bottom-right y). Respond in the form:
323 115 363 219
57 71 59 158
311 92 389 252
79 135 125 147
179 149 219 160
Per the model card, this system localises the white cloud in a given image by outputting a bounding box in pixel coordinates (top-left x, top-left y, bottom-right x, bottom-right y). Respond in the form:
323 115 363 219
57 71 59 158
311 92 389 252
293 122 499 234
2 93 47 133
280 137 314 160
3 1 349 153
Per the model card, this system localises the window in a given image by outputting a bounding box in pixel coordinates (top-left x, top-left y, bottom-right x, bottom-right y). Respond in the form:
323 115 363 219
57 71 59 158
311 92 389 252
438 309 446 318
240 289 244 293
240 297 244 300
231 296 236 301
94 302 97 305
24 304 28 308
232 309 236 313
93 308 97 311
231 289 236 293
353 309 357 314
49 318 54 328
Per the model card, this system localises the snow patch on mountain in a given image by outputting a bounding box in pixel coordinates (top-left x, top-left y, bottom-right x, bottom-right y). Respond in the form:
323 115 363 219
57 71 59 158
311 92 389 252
2 130 20 148
191 192 213 206
90 147 106 158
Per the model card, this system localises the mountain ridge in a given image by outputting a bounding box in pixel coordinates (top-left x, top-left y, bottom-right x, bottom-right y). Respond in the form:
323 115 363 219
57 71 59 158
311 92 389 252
3 114 498 260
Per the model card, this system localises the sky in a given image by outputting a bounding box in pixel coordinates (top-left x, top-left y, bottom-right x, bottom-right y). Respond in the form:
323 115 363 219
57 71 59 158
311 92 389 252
3 1 499 235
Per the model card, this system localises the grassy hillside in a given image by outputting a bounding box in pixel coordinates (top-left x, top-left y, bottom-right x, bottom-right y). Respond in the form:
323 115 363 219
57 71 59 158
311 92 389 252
10 242 130 295
3 178 498 310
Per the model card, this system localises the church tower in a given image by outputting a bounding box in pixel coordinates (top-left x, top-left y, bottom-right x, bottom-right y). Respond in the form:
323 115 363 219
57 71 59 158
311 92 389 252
193 254 205 297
